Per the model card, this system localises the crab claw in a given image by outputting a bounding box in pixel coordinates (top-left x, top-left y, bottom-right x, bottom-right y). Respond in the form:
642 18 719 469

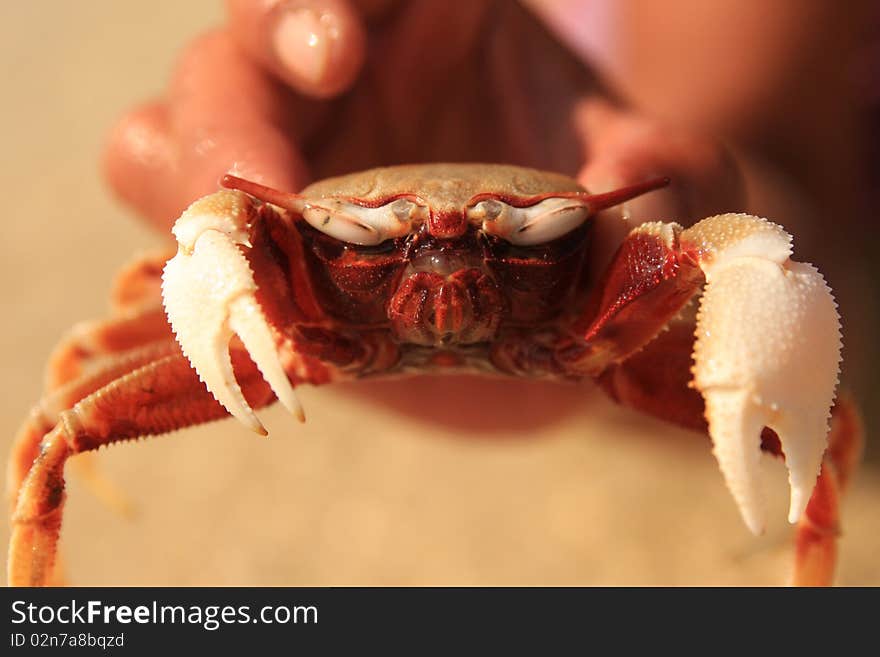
161 190 303 434
685 214 841 535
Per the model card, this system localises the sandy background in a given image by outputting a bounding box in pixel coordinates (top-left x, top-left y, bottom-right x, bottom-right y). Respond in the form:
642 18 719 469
1 1 877 586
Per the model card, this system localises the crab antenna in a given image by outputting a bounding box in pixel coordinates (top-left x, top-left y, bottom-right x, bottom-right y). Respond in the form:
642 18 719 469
580 176 670 214
221 174 306 212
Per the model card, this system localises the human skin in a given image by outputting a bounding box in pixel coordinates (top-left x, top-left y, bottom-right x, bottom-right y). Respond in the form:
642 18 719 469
102 0 743 235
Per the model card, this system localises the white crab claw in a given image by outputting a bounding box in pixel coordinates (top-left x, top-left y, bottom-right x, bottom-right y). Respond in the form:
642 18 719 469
687 214 841 535
161 190 303 434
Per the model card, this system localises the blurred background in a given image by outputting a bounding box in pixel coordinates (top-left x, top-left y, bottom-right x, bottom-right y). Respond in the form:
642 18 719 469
1 0 877 585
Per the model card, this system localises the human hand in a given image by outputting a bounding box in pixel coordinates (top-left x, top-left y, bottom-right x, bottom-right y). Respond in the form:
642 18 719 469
103 0 743 236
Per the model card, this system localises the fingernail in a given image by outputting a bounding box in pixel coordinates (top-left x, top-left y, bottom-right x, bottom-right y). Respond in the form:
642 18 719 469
274 8 335 86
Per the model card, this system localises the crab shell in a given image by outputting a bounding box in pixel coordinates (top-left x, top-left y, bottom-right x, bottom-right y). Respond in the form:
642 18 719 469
302 164 588 346
218 164 670 346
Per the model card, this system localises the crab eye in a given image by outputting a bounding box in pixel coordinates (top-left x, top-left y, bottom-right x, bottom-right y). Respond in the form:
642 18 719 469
390 198 419 222
469 199 504 221
301 199 423 246
472 198 589 246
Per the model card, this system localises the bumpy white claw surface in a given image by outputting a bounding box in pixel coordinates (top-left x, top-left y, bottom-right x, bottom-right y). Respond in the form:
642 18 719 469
686 214 841 535
161 191 303 434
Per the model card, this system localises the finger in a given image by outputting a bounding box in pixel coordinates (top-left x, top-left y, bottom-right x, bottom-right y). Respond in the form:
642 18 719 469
227 0 365 99
576 99 744 225
169 29 310 210
102 101 184 231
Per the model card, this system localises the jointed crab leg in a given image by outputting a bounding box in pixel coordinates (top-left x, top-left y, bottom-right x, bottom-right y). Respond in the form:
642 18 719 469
54 250 170 369
8 346 275 587
42 250 173 392
12 248 178 510
12 252 179 528
7 340 183 586
45 307 172 392
8 340 181 511
595 319 708 432
110 249 175 313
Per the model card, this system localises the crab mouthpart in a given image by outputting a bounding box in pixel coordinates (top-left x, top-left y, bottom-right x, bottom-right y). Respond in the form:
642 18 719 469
389 268 503 346
685 214 841 535
162 190 304 432
407 251 480 277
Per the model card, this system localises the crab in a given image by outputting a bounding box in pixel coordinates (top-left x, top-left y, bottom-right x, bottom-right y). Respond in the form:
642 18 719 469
7 163 861 587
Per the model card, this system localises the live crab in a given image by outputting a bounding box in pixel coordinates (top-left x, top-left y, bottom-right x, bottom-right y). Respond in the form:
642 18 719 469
7 163 861 586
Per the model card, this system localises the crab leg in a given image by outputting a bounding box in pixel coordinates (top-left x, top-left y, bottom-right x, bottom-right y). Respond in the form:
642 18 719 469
45 307 172 391
43 250 174 391
566 214 842 538
595 319 708 432
8 346 275 587
11 252 179 528
7 340 185 587
110 248 175 313
8 340 181 510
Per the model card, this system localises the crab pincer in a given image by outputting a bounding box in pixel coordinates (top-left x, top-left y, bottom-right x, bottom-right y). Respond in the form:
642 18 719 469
161 190 304 431
683 215 842 535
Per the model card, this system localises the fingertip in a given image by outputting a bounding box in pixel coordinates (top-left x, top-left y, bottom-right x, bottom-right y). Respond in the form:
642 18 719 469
228 0 366 99
272 2 366 98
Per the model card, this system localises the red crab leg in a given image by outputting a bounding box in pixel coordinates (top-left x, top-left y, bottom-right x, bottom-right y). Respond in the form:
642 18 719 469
8 339 184 587
45 307 172 390
8 339 181 511
110 248 175 313
45 250 174 391
8 345 274 587
27 251 179 528
17 249 175 496
595 319 707 432
561 223 704 374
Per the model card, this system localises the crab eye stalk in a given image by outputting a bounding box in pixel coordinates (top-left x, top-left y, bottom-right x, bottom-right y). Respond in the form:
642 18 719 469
508 200 589 246
301 199 423 246
472 198 589 246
